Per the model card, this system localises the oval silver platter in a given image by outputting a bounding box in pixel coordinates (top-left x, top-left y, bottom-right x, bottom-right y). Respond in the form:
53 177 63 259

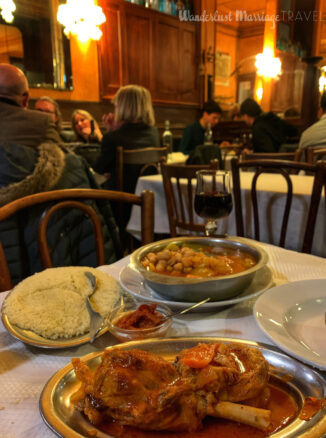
40 337 326 438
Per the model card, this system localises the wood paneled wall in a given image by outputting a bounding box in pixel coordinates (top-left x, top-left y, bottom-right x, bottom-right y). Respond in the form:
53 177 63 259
99 0 200 106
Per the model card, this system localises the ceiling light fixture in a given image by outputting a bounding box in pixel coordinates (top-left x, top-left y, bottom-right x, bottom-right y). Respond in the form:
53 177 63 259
0 0 16 23
57 0 106 43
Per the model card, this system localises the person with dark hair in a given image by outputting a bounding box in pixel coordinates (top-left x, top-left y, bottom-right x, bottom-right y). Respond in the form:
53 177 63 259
179 101 225 154
240 98 298 153
299 91 326 150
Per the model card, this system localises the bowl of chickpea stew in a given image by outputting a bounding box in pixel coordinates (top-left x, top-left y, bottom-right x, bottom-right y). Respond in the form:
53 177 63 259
129 237 268 302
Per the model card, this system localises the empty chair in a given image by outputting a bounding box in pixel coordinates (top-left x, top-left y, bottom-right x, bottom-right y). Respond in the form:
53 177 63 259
161 161 218 237
230 158 326 252
0 188 154 292
116 146 168 193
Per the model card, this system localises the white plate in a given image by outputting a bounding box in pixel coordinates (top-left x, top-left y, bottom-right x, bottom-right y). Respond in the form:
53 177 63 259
119 264 274 312
254 279 326 371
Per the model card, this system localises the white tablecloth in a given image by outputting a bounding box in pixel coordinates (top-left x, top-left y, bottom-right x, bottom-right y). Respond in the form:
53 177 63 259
127 172 326 257
1 241 326 437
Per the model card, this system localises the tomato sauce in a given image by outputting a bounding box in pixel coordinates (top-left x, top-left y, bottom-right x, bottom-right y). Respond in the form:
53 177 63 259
300 396 326 421
98 384 298 438
114 304 166 330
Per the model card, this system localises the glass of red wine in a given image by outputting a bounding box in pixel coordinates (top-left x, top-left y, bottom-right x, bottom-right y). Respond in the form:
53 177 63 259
194 170 233 237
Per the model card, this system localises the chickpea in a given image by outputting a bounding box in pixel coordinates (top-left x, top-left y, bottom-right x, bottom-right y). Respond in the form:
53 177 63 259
141 259 150 268
157 250 171 260
146 252 157 264
167 256 177 266
183 267 192 273
175 253 182 262
156 261 166 272
182 256 193 267
173 262 183 271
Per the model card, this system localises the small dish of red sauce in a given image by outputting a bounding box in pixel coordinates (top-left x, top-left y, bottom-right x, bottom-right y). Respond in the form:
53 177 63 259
109 302 172 342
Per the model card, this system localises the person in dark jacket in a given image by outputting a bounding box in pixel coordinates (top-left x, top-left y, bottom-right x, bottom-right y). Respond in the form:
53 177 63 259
240 98 298 153
179 101 226 155
0 142 122 285
0 63 61 147
94 85 160 193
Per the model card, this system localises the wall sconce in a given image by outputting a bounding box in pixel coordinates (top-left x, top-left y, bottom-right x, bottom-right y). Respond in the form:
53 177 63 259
319 66 326 92
0 0 16 23
255 48 282 78
57 0 106 43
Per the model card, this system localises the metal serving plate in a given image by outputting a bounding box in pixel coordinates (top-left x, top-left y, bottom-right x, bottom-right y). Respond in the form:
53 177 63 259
1 311 110 349
40 337 326 438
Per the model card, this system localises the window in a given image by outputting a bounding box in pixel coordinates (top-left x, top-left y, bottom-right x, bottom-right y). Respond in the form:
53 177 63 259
0 0 72 89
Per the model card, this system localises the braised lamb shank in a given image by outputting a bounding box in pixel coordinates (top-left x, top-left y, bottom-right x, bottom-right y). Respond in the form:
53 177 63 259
72 342 271 432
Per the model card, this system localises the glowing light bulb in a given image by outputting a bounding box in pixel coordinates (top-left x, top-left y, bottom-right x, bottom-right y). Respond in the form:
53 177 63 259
57 0 106 42
0 0 16 23
255 48 282 78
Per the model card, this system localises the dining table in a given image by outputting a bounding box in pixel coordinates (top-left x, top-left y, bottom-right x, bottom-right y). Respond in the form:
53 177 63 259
0 239 326 437
127 171 326 257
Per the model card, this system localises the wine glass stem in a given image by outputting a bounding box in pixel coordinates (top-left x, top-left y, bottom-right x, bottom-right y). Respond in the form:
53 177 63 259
205 220 217 237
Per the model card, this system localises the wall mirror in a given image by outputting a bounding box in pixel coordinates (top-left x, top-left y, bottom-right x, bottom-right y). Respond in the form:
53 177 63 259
0 0 72 90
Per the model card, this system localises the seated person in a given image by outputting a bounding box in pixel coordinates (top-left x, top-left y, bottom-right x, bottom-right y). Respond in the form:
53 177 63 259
299 91 326 151
72 109 103 144
179 101 228 154
94 84 160 193
34 96 74 143
0 141 122 285
240 98 298 153
0 64 61 147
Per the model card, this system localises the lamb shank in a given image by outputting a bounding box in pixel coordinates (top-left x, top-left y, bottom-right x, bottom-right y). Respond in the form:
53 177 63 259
72 342 271 432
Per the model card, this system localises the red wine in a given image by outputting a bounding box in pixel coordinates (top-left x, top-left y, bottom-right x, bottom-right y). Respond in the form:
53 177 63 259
194 192 233 219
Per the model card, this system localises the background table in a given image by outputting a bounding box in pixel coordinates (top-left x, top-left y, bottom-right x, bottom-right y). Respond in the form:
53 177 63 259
127 172 326 257
1 241 326 437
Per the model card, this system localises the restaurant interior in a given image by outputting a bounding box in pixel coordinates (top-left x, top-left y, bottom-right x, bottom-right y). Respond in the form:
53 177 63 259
1 0 324 138
1 1 326 438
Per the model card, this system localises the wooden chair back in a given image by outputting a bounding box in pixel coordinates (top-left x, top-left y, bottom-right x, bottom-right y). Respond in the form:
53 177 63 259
161 160 218 237
241 151 298 161
230 158 326 252
0 188 154 292
306 147 326 165
116 146 168 191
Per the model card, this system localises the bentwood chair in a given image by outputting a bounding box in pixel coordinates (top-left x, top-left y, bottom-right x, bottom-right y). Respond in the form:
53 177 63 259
306 147 326 165
241 151 299 161
116 146 168 192
161 160 219 237
0 188 154 292
230 158 326 252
